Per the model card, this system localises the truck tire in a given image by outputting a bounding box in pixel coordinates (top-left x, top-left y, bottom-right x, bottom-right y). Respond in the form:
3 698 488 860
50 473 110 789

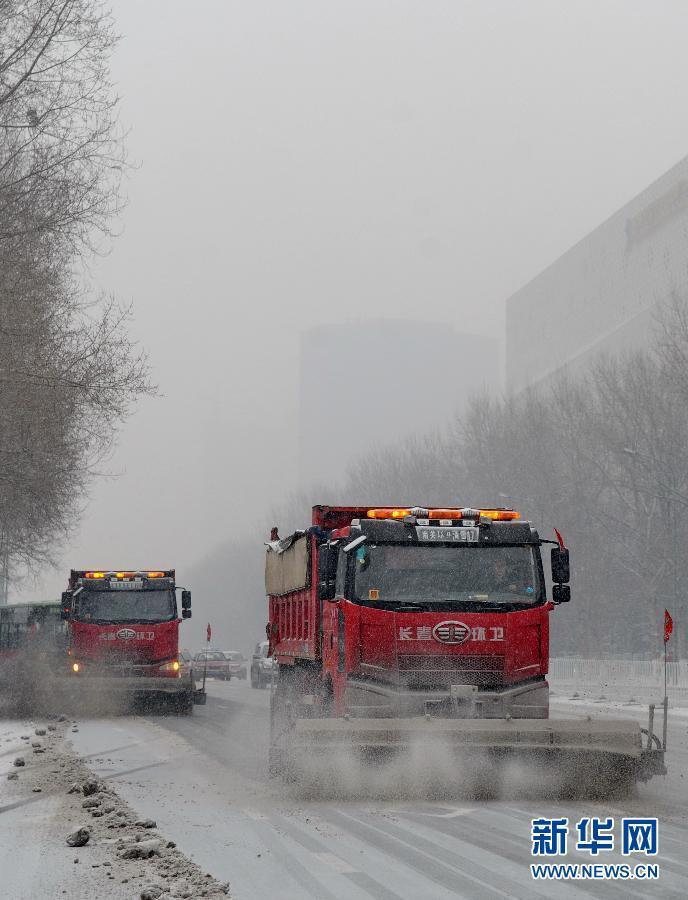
268 746 297 782
268 667 297 781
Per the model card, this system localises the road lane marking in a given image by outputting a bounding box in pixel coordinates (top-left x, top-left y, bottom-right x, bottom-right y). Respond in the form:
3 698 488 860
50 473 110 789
0 747 28 758
241 808 267 821
243 815 341 900
416 806 477 818
104 759 169 780
0 795 47 814
330 808 556 900
314 852 358 874
272 813 412 900
80 742 142 760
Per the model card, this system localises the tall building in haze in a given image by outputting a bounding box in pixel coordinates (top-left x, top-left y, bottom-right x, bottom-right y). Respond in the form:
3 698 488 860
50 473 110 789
299 319 500 485
506 154 688 393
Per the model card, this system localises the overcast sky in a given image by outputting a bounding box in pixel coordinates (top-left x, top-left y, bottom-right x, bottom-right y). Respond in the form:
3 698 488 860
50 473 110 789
16 0 688 600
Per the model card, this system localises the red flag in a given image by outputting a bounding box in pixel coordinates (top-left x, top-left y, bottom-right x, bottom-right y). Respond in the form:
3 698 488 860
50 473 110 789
664 609 673 644
206 622 212 643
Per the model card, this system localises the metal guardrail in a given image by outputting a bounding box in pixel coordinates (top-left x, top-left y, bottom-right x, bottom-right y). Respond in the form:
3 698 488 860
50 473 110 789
550 658 688 689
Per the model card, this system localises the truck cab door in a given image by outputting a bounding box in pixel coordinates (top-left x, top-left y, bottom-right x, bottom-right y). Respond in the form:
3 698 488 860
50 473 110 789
322 547 347 677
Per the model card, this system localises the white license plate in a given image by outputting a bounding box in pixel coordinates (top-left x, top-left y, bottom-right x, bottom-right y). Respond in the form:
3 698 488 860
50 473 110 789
415 526 479 543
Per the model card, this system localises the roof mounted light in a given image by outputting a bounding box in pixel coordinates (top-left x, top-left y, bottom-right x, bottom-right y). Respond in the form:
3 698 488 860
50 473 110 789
479 509 520 521
367 507 469 520
366 508 412 519
80 570 173 585
366 506 520 522
428 509 466 519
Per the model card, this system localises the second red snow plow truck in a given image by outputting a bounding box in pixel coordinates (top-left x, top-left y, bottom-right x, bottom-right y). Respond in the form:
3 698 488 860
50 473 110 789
60 570 206 713
266 505 666 793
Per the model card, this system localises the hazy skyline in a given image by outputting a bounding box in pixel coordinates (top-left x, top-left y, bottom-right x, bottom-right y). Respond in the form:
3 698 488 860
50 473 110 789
16 0 688 601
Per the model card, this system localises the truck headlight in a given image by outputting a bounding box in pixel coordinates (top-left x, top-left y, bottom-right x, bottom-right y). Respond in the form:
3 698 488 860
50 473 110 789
159 660 180 675
72 662 80 673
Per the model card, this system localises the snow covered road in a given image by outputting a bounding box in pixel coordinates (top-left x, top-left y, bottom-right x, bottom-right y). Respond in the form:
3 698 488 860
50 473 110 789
64 681 688 900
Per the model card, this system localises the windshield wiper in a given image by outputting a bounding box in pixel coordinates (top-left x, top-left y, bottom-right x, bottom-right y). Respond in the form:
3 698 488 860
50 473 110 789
86 618 170 625
386 602 426 611
123 618 171 624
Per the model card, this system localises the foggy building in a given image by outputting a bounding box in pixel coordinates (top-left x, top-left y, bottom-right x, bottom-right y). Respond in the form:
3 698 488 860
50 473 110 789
506 154 688 393
299 320 500 484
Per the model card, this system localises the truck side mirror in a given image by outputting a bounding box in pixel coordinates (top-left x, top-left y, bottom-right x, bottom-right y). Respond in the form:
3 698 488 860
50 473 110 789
181 590 191 610
551 547 570 584
552 583 571 604
317 545 338 601
61 591 72 620
182 608 192 619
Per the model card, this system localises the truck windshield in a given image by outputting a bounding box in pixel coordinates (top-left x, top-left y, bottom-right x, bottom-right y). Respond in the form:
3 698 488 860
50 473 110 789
74 590 176 624
354 544 542 607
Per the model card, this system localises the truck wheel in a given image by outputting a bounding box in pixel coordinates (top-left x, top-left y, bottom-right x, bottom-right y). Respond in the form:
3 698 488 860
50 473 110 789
268 746 295 782
269 668 297 781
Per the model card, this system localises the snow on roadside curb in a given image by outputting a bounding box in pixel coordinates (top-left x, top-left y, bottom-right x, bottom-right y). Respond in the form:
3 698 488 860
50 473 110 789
550 684 688 717
1 716 231 900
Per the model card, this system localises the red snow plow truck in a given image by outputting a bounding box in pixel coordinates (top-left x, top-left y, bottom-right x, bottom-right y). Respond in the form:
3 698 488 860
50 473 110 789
60 570 206 713
265 506 667 794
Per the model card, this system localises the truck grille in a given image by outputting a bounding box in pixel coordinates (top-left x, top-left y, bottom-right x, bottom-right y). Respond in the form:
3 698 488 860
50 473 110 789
397 654 506 689
100 665 148 677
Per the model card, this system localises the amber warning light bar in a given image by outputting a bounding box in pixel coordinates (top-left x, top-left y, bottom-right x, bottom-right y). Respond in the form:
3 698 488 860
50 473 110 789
82 571 170 580
365 508 520 522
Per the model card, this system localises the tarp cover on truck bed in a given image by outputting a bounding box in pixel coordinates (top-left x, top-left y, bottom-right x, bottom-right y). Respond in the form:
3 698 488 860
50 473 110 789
265 533 309 595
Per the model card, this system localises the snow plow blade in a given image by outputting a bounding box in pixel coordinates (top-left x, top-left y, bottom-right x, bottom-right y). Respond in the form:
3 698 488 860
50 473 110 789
292 716 666 781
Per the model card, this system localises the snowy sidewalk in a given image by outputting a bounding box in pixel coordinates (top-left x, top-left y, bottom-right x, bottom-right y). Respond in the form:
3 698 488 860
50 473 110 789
0 717 231 900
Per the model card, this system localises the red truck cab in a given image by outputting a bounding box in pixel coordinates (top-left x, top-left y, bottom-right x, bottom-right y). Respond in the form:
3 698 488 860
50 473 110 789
266 506 666 792
267 506 570 721
61 570 202 712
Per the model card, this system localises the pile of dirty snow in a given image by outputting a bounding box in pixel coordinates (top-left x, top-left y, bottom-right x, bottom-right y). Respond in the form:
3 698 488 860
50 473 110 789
2 715 230 899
